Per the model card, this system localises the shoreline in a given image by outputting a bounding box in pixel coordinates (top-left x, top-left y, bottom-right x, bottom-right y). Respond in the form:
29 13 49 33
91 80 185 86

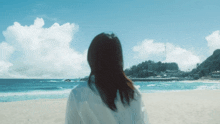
180 79 220 83
1 78 220 103
86 78 220 83
131 77 220 83
1 90 220 124
131 77 179 81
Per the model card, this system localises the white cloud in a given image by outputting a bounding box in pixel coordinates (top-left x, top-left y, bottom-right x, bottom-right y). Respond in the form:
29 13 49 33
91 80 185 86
0 42 14 78
133 39 165 61
205 30 220 54
0 18 89 78
133 40 201 71
0 42 14 61
164 43 201 71
0 61 13 77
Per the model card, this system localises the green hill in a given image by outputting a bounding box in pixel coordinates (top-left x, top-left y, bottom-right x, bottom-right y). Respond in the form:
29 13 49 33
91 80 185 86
124 60 179 78
191 49 220 77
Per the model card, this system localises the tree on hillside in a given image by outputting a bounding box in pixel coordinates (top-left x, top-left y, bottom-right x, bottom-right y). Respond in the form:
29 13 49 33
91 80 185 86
124 60 179 78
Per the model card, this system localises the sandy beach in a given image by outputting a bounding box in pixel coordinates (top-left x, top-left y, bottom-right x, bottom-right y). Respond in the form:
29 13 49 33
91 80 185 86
143 90 220 124
1 90 220 124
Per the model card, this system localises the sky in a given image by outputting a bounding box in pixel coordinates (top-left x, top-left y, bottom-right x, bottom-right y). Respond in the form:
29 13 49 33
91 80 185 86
1 0 220 78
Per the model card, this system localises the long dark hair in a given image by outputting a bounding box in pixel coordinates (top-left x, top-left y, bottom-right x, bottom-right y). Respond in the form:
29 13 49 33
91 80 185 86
87 33 136 112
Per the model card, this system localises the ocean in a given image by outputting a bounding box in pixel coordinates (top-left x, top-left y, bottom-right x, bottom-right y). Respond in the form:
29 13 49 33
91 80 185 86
0 79 220 102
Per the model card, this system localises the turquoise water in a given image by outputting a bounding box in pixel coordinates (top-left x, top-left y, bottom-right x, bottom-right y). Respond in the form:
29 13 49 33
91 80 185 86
0 79 220 102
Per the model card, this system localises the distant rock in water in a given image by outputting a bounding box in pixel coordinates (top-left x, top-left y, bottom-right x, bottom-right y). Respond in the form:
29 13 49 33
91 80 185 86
80 76 89 81
64 79 71 82
191 49 220 77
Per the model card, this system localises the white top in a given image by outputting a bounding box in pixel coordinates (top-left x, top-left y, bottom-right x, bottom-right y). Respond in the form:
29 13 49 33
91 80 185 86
65 80 149 124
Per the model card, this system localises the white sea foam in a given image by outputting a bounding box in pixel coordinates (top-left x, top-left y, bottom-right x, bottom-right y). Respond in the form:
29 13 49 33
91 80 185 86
0 84 79 97
0 89 71 97
40 80 61 83
141 90 191 93
147 84 156 87
196 84 220 90
48 80 60 82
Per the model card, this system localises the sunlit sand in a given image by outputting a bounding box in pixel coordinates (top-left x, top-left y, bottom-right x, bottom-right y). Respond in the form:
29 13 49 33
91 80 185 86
1 90 220 124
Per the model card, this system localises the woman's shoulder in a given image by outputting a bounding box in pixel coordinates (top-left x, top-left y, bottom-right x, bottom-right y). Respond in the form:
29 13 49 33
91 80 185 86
69 82 97 101
70 82 89 94
132 85 142 98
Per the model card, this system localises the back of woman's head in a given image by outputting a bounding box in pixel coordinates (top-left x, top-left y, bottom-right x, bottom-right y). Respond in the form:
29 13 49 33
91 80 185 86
88 33 123 74
87 32 136 112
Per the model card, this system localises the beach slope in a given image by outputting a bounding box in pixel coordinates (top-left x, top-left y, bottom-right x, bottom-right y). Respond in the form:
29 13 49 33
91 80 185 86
143 90 220 124
1 90 220 124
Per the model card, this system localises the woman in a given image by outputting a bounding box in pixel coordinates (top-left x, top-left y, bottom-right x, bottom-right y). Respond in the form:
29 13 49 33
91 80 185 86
65 33 149 124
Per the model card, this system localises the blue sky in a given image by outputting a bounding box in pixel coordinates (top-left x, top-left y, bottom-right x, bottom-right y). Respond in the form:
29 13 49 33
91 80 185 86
1 0 220 78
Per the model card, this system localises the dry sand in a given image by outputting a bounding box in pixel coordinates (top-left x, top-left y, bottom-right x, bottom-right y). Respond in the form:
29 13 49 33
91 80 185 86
0 99 67 124
1 90 220 124
143 90 220 124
